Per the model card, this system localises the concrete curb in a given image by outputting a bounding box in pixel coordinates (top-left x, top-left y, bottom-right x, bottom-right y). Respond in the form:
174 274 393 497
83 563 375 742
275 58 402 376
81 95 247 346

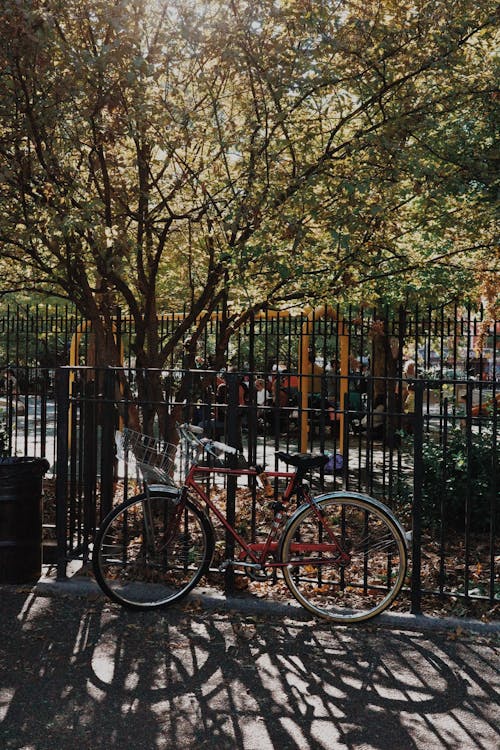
20 575 500 636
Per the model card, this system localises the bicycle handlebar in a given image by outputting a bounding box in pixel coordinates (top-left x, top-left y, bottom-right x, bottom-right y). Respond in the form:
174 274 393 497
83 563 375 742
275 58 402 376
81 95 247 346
177 423 238 456
203 438 238 455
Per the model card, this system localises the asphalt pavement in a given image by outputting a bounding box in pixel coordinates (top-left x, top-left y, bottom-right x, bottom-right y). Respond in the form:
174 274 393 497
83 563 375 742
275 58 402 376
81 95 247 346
1 574 499 750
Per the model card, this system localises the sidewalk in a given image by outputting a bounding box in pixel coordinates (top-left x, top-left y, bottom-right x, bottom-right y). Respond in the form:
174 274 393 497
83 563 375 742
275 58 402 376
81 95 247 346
1 570 499 750
35 563 500 636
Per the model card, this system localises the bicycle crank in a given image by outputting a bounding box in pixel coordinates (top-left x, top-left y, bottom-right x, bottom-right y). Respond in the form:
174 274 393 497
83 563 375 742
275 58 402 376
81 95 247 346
219 557 272 582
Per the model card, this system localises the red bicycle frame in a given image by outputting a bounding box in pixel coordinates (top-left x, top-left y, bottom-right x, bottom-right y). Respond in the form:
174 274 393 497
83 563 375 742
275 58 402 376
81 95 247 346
182 462 351 570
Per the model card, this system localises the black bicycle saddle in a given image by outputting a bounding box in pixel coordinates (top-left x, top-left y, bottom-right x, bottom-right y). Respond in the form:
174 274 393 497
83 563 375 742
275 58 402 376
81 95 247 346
276 451 329 471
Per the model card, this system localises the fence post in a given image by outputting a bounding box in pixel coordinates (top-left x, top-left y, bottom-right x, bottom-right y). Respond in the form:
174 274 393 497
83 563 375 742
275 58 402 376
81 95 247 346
342 390 349 490
464 380 474 600
224 372 239 595
489 398 498 605
410 379 424 614
99 368 117 522
55 367 70 581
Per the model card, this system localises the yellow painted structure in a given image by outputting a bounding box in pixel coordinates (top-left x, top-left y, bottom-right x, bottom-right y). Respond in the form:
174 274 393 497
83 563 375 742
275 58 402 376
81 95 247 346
298 305 348 454
69 307 349 453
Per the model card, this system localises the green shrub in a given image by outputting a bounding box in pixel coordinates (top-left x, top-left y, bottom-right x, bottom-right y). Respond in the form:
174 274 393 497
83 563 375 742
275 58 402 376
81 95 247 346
416 428 498 531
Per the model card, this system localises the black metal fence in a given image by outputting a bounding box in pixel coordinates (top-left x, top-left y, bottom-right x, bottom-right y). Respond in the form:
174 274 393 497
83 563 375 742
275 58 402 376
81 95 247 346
0 304 498 614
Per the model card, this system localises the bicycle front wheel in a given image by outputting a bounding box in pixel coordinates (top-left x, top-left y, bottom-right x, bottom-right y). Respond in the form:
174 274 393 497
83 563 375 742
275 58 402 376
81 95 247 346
280 493 408 624
93 492 214 610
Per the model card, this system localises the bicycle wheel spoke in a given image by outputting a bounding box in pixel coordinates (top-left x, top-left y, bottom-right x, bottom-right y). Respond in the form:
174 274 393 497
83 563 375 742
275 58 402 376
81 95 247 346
281 494 407 623
93 494 213 609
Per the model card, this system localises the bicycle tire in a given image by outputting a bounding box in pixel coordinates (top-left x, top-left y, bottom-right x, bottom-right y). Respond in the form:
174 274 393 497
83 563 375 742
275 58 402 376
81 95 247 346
280 492 408 623
92 491 214 610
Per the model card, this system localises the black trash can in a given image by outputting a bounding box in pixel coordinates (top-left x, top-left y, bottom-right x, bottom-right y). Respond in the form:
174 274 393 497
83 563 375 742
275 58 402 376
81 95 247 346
0 457 50 584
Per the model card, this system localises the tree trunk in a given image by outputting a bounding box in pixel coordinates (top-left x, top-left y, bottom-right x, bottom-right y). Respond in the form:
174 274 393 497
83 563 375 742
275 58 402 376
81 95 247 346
370 315 399 443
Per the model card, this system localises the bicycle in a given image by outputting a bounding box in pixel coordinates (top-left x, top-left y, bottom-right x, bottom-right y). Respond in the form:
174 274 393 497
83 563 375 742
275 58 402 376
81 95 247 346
92 425 409 623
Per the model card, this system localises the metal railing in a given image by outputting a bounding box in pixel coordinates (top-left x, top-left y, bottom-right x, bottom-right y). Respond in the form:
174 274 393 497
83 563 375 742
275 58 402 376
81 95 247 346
43 366 498 614
0 302 498 614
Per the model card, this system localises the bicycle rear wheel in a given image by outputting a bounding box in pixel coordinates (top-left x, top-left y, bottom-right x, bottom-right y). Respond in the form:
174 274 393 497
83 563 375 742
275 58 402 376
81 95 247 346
280 492 407 623
93 491 214 610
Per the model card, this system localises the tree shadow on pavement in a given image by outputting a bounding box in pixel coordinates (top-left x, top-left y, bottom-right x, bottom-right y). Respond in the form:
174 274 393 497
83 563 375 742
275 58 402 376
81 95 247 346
1 589 499 750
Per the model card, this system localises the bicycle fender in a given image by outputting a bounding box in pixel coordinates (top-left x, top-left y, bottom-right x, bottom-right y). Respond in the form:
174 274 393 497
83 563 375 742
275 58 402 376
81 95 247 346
147 485 182 502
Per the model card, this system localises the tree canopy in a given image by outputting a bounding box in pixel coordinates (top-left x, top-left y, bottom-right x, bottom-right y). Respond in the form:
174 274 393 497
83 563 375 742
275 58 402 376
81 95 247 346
0 0 498 367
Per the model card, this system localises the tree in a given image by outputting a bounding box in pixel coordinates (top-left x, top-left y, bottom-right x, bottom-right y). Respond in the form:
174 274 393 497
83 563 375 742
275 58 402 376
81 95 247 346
0 0 497 430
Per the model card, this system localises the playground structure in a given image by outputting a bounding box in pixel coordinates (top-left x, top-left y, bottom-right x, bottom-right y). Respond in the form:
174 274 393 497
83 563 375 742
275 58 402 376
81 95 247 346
67 304 500 453
68 305 351 454
298 305 349 453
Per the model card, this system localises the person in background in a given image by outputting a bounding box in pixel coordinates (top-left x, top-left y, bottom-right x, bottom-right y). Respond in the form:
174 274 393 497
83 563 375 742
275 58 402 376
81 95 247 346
0 366 19 397
351 394 385 439
401 359 416 434
198 367 246 450
254 377 272 430
326 357 340 406
0 365 25 415
255 377 271 407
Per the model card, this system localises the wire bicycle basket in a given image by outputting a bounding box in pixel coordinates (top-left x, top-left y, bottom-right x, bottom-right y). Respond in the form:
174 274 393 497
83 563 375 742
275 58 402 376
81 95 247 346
116 428 177 486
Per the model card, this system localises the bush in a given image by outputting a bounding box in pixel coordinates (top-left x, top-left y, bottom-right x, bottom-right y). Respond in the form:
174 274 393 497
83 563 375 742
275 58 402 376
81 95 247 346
416 427 498 531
